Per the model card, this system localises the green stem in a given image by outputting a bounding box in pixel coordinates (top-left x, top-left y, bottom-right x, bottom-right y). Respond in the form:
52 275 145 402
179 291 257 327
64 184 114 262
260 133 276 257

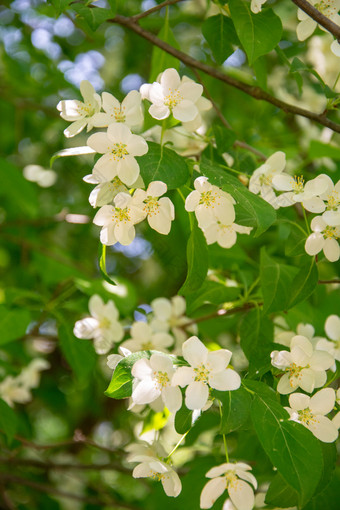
302 207 311 234
165 430 189 462
219 401 229 462
177 189 194 230
219 164 245 176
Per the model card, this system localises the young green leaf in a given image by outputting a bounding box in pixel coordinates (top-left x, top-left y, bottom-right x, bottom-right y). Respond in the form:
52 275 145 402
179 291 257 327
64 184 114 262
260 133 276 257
228 0 282 65
202 14 239 64
137 142 189 190
175 400 193 434
179 220 209 295
59 324 97 381
105 351 152 399
150 17 180 82
215 388 252 434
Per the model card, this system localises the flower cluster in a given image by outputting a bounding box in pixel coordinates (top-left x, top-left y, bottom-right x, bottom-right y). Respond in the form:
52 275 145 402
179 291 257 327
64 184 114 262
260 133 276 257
186 176 252 248
0 358 50 407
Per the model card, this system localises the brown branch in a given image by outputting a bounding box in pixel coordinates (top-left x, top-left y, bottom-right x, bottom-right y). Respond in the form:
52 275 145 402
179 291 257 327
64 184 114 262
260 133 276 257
185 301 262 328
0 474 138 509
291 0 340 41
108 15 340 133
318 279 340 284
132 0 184 21
0 457 129 474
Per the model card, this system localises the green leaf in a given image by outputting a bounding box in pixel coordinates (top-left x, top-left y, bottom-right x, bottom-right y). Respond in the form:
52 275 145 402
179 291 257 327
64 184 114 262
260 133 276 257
253 55 267 89
309 140 340 160
99 243 117 286
0 157 39 218
239 308 273 376
50 146 96 167
72 5 113 31
266 473 299 508
174 400 193 434
150 17 180 81
202 14 238 64
215 388 252 434
0 398 18 443
228 0 282 65
288 257 318 308
200 159 276 236
59 325 97 381
50 0 72 16
213 125 237 154
0 306 31 345
179 220 209 295
284 222 308 257
137 142 189 190
251 394 323 507
186 280 241 314
260 248 296 314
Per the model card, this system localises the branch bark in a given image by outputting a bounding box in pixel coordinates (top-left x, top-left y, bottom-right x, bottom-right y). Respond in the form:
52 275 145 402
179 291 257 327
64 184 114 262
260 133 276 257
132 0 184 21
185 301 262 328
291 0 340 41
108 15 340 133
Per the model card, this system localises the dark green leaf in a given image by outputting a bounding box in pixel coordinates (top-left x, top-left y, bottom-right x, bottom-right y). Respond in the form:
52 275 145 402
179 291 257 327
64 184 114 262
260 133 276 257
50 0 72 16
216 388 252 433
105 351 152 399
0 398 18 443
179 221 209 295
251 394 323 507
288 257 318 308
186 280 241 314
260 248 296 314
175 400 193 434
0 306 31 345
72 5 113 31
202 14 238 64
137 142 189 190
213 125 237 154
240 308 273 376
229 0 282 65
59 324 96 381
266 473 299 507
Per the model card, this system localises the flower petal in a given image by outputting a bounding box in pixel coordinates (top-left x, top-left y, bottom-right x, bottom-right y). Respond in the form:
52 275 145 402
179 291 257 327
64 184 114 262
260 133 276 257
162 385 182 412
310 388 335 415
185 381 209 410
200 477 226 509
229 479 255 510
209 368 241 391
182 336 208 367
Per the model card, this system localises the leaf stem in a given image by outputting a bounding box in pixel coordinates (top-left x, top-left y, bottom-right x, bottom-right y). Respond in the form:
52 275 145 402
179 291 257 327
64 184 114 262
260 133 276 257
302 207 311 234
219 401 229 462
165 430 189 461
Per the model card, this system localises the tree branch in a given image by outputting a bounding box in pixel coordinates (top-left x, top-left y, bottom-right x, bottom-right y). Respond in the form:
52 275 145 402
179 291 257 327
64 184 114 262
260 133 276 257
109 15 340 133
318 279 340 284
185 301 262 328
132 0 184 21
0 457 129 474
291 0 340 41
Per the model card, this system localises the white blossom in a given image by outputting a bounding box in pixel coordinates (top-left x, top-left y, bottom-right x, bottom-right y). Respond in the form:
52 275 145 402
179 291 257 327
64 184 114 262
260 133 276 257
92 90 143 129
249 151 286 209
121 321 173 352
285 388 338 443
132 453 182 497
274 320 321 347
271 335 334 394
251 0 268 13
316 314 340 362
57 80 101 137
73 294 124 354
87 123 148 186
318 175 340 226
180 76 212 131
272 174 328 211
202 206 252 249
93 192 145 246
133 181 175 235
141 68 203 122
296 1 340 41
131 353 182 412
200 462 257 510
172 336 241 410
185 176 235 229
0 358 50 407
305 216 340 262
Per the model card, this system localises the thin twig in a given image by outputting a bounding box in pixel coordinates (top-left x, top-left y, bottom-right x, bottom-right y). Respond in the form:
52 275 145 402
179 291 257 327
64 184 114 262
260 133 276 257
291 0 340 41
0 474 138 509
318 279 340 284
185 301 262 328
108 15 340 133
0 457 129 474
132 0 184 21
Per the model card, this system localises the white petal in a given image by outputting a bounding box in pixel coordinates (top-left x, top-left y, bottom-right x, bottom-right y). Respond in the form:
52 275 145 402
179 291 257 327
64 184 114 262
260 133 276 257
150 353 173 374
307 415 339 443
162 385 182 412
171 367 194 387
310 388 335 415
331 39 340 57
288 392 310 411
128 134 148 156
107 354 123 370
161 470 182 497
107 122 132 142
173 100 198 122
297 18 317 41
93 205 115 226
160 68 181 91
305 232 324 256
272 173 294 191
117 156 140 186
229 479 255 510
87 132 112 153
299 368 316 393
73 317 98 339
309 350 334 370
325 315 340 341
131 358 152 379
182 336 208 367
291 335 313 357
132 379 160 405
323 237 340 262
147 180 167 197
131 321 151 342
200 477 226 509
185 381 209 410
80 80 96 104
64 119 87 138
114 222 135 245
207 350 232 372
149 103 170 120
277 373 296 394
209 368 241 391
151 297 172 320
266 151 286 173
